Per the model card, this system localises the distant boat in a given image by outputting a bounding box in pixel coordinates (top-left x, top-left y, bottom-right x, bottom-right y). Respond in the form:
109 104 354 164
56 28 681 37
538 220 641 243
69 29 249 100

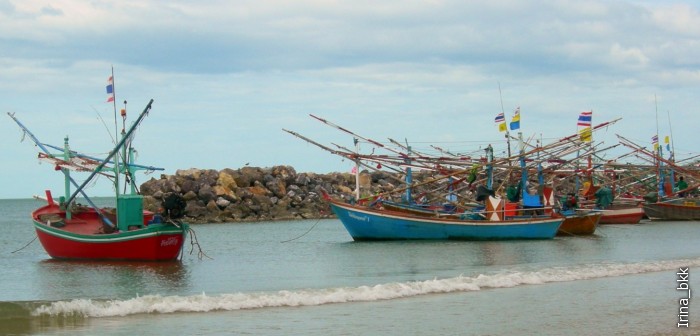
8 99 189 261
596 203 645 224
642 199 700 221
325 194 563 241
555 210 601 235
616 135 700 222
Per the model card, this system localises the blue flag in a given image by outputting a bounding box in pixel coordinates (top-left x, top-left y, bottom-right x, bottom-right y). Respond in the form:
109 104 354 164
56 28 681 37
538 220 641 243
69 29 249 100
509 107 520 131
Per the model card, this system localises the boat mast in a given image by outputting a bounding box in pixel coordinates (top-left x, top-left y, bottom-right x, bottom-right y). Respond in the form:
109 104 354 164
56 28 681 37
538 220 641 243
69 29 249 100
485 144 493 189
404 139 412 203
518 131 526 200
498 82 512 160
110 67 121 199
354 137 360 201
667 110 675 159
497 83 515 194
587 111 593 191
666 110 675 192
654 94 665 197
63 136 72 220
119 101 139 195
66 99 154 207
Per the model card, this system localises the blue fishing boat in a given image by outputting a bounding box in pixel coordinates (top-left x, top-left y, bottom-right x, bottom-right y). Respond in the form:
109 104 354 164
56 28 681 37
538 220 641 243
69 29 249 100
326 196 563 241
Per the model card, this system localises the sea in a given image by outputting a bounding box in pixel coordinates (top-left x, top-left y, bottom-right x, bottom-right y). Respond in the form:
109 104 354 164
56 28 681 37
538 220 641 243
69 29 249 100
1 198 699 336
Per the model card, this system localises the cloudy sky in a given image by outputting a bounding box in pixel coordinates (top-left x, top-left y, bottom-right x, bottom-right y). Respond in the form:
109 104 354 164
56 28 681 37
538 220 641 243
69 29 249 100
1 0 699 199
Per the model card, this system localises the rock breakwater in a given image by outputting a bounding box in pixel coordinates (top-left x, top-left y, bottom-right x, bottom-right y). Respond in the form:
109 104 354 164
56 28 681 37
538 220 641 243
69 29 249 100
139 165 407 224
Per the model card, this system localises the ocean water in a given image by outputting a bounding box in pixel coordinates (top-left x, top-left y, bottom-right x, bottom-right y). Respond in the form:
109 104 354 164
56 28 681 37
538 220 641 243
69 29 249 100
1 198 699 335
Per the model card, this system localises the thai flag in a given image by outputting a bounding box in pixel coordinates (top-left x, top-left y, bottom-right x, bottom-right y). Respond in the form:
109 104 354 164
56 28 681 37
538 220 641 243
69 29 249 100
577 111 592 127
494 112 505 124
106 76 114 103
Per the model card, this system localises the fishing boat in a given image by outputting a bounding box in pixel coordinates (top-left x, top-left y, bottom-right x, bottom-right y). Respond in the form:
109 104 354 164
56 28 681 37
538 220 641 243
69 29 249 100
617 135 700 221
554 210 601 235
596 203 645 224
639 171 700 221
576 186 645 224
642 199 700 221
325 193 563 240
8 99 189 261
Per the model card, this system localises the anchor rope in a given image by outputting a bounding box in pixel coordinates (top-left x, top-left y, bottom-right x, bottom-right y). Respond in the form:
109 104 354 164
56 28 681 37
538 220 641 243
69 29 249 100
11 235 37 254
281 218 323 243
187 226 212 260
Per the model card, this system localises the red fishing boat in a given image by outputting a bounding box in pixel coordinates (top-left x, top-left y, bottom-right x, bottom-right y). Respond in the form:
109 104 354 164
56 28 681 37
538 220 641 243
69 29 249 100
596 203 645 224
9 98 189 261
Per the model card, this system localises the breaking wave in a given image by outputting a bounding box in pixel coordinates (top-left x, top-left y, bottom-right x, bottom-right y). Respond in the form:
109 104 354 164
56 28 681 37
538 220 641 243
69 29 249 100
26 258 700 318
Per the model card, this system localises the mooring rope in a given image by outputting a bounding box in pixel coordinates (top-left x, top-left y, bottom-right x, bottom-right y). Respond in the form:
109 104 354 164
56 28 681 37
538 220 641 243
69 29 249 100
187 227 212 260
281 218 323 243
165 218 211 260
11 235 37 253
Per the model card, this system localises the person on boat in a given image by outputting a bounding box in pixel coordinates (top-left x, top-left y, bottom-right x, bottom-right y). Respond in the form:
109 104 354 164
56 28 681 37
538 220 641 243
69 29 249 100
562 193 577 211
506 184 521 202
594 186 614 209
466 164 479 187
676 176 688 197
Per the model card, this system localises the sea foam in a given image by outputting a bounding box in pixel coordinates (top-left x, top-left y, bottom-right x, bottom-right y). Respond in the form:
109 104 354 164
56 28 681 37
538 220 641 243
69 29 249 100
33 258 700 318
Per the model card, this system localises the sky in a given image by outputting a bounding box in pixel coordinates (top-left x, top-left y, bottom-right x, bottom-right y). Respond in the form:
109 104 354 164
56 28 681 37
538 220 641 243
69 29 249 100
1 0 699 199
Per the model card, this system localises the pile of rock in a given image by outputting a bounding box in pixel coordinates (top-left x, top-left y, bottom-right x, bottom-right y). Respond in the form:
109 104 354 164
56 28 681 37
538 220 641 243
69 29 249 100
139 165 405 224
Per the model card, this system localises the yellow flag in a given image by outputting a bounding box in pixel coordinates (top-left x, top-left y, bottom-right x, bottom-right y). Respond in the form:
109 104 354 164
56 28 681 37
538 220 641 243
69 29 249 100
498 123 507 132
579 127 592 142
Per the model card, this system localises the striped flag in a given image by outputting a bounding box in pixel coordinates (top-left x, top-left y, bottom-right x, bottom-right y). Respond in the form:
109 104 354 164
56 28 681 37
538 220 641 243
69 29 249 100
577 111 592 142
494 112 505 124
494 112 506 132
577 111 592 127
652 135 659 151
106 76 115 103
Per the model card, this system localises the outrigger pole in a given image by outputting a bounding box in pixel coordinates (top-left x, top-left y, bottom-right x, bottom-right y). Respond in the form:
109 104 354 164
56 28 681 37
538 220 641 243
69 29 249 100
6 112 114 226
41 142 163 172
65 99 154 207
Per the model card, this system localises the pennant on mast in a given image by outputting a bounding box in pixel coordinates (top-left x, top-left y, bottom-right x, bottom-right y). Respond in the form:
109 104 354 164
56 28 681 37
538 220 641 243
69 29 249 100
494 112 507 132
106 76 115 102
509 107 520 131
577 111 592 142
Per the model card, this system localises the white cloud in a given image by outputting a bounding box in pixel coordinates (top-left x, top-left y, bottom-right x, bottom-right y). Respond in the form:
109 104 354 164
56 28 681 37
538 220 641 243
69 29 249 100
651 3 700 36
1 0 699 198
609 43 650 68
